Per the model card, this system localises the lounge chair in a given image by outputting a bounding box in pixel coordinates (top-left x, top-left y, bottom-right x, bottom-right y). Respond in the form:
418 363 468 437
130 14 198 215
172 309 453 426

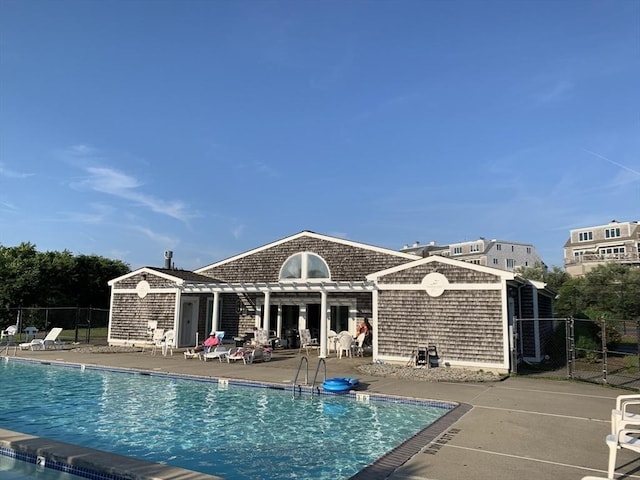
20 327 64 350
226 346 272 364
200 345 231 362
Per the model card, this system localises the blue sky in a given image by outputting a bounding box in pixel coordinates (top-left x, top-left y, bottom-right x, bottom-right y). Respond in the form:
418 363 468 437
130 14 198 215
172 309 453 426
1 0 638 271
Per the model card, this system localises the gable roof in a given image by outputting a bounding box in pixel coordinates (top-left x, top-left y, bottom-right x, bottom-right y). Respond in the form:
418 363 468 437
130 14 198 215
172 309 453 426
367 254 517 281
194 230 417 273
108 266 217 286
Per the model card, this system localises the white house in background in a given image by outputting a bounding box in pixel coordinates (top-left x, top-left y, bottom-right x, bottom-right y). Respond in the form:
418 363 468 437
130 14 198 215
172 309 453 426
563 220 640 277
401 238 543 272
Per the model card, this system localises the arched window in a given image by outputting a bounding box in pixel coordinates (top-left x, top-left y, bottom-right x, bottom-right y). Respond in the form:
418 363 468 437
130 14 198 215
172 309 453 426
280 253 330 281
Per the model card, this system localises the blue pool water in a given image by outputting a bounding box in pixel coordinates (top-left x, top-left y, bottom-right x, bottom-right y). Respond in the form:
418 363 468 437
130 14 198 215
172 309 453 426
0 360 452 480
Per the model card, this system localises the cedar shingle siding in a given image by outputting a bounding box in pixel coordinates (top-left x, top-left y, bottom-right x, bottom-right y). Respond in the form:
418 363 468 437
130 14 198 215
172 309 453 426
199 237 410 282
108 231 553 371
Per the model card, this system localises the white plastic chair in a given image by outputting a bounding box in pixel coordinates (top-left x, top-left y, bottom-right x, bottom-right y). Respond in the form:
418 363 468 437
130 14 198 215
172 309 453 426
150 329 165 355
24 326 39 341
1 325 17 343
611 394 640 434
354 333 366 357
337 333 353 358
162 330 175 356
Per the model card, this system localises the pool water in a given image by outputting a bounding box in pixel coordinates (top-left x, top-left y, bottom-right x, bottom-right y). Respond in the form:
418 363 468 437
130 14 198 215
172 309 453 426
0 360 451 480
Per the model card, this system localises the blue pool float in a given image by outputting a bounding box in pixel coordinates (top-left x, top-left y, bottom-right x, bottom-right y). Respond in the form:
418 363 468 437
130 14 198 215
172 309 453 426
322 377 359 393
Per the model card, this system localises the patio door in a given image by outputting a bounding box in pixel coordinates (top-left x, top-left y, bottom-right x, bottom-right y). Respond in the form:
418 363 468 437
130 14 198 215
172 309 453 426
179 297 199 348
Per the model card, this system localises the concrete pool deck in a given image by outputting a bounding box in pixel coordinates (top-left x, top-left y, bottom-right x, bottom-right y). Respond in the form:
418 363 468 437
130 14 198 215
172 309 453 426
5 346 640 480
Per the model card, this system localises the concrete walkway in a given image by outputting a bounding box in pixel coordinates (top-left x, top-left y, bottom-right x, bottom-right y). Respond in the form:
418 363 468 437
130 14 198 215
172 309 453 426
6 346 640 480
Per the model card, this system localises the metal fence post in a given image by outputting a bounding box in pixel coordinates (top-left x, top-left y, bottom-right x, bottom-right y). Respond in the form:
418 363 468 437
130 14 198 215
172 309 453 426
601 318 608 385
567 317 575 380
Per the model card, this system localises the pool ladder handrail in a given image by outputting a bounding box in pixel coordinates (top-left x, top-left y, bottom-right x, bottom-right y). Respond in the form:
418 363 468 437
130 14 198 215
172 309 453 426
292 355 309 397
310 357 326 396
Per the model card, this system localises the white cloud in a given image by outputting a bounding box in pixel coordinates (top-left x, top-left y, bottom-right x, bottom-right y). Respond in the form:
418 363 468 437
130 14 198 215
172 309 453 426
0 162 34 179
62 145 196 223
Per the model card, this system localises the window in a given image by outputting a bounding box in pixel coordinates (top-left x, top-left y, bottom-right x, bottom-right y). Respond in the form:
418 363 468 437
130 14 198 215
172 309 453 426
599 247 625 255
605 228 621 238
526 247 531 254
506 259 515 268
280 253 330 280
579 231 593 242
470 244 479 252
493 258 498 265
496 244 502 251
453 246 463 254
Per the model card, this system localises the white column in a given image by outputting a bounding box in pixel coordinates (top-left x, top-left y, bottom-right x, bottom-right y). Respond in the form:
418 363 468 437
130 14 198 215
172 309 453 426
276 305 282 339
212 292 220 333
319 290 328 358
263 291 271 331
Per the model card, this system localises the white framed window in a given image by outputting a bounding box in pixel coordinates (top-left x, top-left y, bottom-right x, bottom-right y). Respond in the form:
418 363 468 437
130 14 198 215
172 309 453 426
506 259 515 268
526 247 532 254
470 244 479 252
579 231 593 241
605 228 621 238
453 246 463 254
496 244 502 251
492 258 498 265
280 252 330 281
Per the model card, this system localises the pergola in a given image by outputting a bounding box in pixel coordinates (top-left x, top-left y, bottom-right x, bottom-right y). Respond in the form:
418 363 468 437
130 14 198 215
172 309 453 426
180 280 376 358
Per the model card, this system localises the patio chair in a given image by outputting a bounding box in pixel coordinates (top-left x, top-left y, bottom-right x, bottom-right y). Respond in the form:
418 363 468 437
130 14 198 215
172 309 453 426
611 394 640 434
161 329 175 356
24 326 39 341
20 327 64 350
1 325 17 343
150 328 165 355
200 345 231 362
354 333 366 357
606 425 640 479
337 332 354 359
299 328 319 355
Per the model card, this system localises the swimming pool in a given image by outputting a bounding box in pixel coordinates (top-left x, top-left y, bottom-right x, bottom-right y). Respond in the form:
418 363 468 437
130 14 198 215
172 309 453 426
0 359 456 479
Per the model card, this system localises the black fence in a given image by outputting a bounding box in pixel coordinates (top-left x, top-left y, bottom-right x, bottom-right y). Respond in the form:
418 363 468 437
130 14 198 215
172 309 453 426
514 317 640 390
0 307 109 344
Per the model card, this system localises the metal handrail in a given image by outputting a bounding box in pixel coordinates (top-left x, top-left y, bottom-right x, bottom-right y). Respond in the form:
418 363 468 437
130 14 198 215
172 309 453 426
310 357 327 396
292 355 308 397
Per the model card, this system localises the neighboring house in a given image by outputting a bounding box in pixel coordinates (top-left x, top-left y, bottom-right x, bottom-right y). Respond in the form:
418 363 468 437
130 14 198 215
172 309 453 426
108 231 555 372
563 220 640 277
401 238 543 272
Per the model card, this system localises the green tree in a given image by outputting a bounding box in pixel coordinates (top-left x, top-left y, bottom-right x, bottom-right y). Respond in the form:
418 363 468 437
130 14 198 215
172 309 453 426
0 243 130 312
516 262 571 291
554 263 640 320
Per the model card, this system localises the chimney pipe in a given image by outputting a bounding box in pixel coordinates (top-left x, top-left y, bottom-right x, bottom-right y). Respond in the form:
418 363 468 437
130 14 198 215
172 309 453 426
164 251 173 269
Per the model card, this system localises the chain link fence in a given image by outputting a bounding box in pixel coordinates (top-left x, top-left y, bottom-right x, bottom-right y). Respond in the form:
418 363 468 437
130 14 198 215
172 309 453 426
0 307 109 344
514 317 640 390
